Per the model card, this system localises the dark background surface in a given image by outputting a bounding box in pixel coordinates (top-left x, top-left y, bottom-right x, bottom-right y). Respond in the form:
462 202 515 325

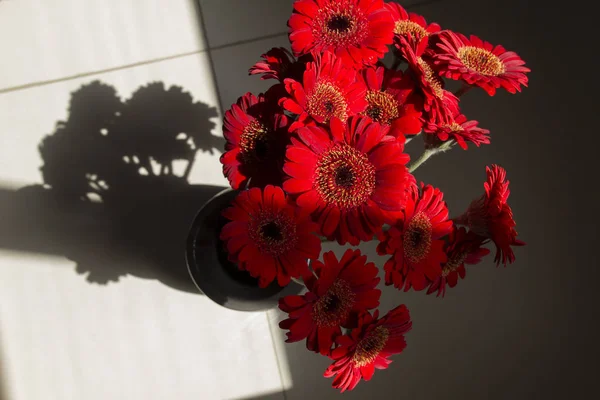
205 0 597 398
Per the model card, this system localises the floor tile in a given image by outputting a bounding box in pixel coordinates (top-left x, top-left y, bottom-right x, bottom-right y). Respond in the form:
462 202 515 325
210 34 289 112
0 52 284 400
0 253 284 400
0 53 226 188
0 0 206 90
198 0 294 49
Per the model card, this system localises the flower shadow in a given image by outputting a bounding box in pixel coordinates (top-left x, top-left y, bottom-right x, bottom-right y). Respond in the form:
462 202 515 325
0 80 228 294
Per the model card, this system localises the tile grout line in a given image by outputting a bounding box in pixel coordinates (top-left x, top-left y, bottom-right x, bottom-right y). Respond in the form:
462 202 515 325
0 0 441 96
210 31 288 52
0 31 288 96
194 0 289 391
193 1 227 113
265 312 289 400
0 49 207 95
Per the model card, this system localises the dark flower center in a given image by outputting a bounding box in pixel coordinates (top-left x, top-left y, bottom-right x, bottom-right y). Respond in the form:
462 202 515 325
315 144 376 209
315 6 369 47
324 101 334 113
312 279 355 328
352 326 389 367
327 15 351 32
322 295 341 313
248 212 298 257
260 221 283 241
334 166 354 187
366 106 381 120
253 138 269 159
403 211 433 263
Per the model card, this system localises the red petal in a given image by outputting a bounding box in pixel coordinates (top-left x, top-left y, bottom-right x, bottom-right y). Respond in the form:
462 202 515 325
283 178 313 193
360 363 376 381
293 1 319 17
322 207 341 237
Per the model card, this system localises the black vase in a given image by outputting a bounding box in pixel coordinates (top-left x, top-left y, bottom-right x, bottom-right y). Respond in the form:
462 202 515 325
186 188 303 311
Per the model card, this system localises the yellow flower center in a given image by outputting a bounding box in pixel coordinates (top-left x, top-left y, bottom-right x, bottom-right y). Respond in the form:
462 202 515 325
312 279 356 328
417 57 444 99
248 211 298 257
315 5 369 47
363 90 400 126
458 46 506 76
315 144 376 210
442 251 468 276
403 212 433 263
240 120 270 162
307 82 349 123
352 326 389 367
394 20 428 39
443 122 463 133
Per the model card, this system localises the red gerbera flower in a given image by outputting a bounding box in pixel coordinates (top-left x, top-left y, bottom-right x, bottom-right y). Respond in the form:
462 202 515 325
288 0 394 67
220 185 321 287
455 165 524 266
281 52 367 131
283 116 412 245
396 35 458 124
385 2 440 41
362 65 423 139
427 226 490 297
424 112 490 150
433 31 530 96
377 184 453 291
278 249 381 355
249 47 312 83
324 305 412 392
221 93 290 189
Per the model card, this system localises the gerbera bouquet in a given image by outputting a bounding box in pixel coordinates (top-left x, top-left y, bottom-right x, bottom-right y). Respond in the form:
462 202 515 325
219 0 528 392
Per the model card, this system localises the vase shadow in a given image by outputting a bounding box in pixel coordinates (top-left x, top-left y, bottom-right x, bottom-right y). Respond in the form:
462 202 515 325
0 80 229 296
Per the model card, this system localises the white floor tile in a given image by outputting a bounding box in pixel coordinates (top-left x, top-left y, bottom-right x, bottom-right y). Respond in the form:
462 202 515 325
0 0 206 90
0 52 284 400
0 53 227 188
0 252 283 400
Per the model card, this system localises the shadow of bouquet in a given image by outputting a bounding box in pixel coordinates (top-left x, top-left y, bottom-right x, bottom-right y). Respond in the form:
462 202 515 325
0 81 226 293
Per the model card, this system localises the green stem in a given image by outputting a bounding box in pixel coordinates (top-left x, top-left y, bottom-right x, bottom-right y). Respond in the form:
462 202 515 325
408 148 436 173
408 140 455 173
